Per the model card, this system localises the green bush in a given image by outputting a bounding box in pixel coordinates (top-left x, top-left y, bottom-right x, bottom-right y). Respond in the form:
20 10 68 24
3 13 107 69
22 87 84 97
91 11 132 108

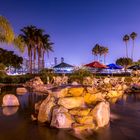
69 68 93 84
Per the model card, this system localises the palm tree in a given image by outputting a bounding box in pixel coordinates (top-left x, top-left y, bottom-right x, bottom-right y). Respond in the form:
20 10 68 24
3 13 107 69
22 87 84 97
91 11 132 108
123 34 130 58
102 47 109 64
19 25 37 73
130 32 137 60
0 16 24 52
41 34 53 69
92 44 100 61
0 16 14 43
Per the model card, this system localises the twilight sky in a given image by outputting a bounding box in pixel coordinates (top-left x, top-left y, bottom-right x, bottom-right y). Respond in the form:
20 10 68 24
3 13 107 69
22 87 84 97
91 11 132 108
0 0 140 66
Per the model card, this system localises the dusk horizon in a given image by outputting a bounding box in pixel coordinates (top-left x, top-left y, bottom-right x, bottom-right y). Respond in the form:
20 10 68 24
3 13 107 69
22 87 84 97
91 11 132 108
1 0 140 66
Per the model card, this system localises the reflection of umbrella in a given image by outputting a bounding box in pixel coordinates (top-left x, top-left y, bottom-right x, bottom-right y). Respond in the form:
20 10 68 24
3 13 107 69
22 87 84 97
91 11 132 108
107 63 122 69
84 61 107 68
128 65 140 70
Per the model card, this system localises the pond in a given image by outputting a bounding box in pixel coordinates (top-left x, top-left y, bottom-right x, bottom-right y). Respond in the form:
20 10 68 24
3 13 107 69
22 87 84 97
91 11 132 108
0 86 140 140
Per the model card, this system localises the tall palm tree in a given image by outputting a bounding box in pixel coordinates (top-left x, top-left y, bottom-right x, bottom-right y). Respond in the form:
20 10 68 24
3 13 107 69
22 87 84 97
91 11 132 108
130 32 137 60
19 25 36 73
92 44 100 61
123 34 130 58
42 34 53 69
102 47 109 64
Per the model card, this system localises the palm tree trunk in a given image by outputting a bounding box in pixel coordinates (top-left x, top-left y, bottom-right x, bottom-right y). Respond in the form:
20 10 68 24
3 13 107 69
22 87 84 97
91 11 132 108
126 42 128 58
33 48 36 73
104 54 105 64
30 49 33 74
131 40 134 60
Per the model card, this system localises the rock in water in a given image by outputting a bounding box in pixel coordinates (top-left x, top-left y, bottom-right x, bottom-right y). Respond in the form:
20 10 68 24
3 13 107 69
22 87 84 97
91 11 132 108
58 97 85 109
16 87 27 95
90 102 110 128
2 94 20 106
38 95 56 123
51 106 74 128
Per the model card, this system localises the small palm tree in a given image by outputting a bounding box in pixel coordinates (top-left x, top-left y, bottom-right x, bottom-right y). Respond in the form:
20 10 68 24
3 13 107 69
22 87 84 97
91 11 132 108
123 34 130 58
130 32 137 60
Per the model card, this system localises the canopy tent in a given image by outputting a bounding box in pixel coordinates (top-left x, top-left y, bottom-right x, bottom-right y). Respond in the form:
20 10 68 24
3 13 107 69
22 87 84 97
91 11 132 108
84 61 107 68
128 65 140 70
53 62 74 73
107 63 122 69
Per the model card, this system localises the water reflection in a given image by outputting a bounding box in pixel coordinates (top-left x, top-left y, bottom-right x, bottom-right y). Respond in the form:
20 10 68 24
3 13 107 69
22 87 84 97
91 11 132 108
2 106 19 116
0 87 140 140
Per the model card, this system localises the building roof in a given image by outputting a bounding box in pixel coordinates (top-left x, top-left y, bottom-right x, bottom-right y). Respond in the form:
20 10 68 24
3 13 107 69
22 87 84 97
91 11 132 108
53 62 74 68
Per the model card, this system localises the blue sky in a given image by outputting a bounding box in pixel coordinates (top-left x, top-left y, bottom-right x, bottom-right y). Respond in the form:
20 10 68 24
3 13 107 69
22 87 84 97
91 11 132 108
0 0 140 66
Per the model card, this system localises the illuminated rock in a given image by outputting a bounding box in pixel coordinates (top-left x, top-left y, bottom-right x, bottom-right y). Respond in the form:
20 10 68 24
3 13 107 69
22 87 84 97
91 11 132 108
84 92 104 104
51 106 73 128
2 94 19 106
75 116 93 124
16 87 27 95
69 108 91 116
50 88 68 98
58 97 85 109
68 87 84 97
90 102 110 128
38 95 56 123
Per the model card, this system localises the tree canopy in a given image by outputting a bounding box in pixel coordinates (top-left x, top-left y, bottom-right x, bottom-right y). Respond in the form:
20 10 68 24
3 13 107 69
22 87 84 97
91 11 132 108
0 48 23 68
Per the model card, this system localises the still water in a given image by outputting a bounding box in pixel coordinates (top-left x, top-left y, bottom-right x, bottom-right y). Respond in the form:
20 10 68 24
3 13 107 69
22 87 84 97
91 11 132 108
0 86 140 140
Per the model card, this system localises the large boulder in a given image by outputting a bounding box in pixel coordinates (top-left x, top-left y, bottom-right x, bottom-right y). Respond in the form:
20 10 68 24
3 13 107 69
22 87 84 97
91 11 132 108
16 87 28 95
50 88 68 98
90 102 110 128
106 90 122 98
58 97 85 109
2 94 20 106
75 116 93 124
51 106 73 128
69 108 91 116
38 95 56 123
68 87 84 97
84 92 104 104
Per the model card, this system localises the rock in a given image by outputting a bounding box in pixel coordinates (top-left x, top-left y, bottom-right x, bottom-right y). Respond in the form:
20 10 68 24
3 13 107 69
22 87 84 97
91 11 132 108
38 95 56 123
58 97 85 109
33 85 50 93
2 107 19 116
90 102 110 128
75 116 93 124
69 108 91 116
16 87 27 95
86 87 98 94
84 92 104 104
51 111 74 128
104 78 110 84
68 87 84 97
50 88 68 98
73 124 95 132
107 90 122 98
35 101 42 111
2 94 20 106
71 81 79 85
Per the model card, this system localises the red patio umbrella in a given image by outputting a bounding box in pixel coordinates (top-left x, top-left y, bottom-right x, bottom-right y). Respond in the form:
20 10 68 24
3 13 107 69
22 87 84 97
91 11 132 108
84 61 107 68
